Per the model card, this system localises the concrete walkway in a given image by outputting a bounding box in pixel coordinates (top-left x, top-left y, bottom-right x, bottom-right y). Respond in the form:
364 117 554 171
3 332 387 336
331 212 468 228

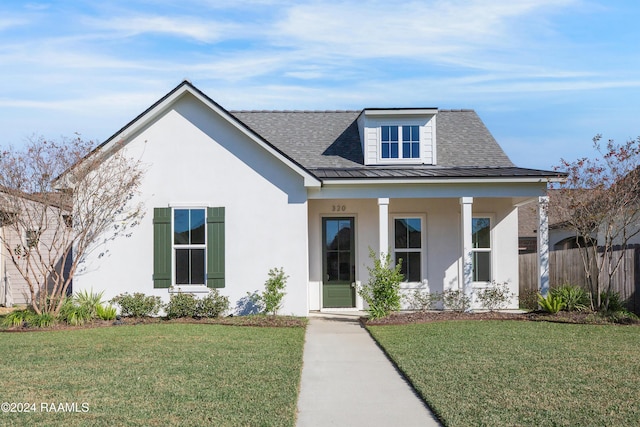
296 312 441 427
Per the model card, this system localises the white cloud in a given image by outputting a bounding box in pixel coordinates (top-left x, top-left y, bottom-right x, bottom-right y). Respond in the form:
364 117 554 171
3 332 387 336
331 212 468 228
86 15 238 43
272 0 579 61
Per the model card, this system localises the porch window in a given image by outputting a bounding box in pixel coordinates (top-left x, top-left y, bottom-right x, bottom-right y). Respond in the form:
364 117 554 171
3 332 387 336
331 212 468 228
394 217 422 282
472 217 491 282
381 125 420 159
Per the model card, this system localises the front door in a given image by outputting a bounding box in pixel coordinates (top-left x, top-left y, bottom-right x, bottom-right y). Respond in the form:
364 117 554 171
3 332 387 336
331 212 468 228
322 217 355 308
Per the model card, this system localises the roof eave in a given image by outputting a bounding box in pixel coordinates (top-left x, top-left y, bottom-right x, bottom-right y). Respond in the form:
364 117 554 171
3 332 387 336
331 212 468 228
60 81 322 189
320 176 566 185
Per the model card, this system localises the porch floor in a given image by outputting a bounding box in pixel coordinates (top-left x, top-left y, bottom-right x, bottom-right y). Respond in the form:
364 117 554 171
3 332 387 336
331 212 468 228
296 312 441 426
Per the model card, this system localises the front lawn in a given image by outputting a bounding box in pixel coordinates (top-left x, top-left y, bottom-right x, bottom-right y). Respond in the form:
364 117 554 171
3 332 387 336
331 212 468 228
368 321 640 426
0 323 305 426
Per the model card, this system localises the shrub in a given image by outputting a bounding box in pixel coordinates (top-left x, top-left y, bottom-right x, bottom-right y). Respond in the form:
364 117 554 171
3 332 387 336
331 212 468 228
96 304 117 321
537 293 565 314
30 312 56 328
165 289 230 319
74 289 105 318
58 297 93 326
519 288 539 311
357 249 403 319
166 292 198 319
110 293 162 317
197 290 229 318
477 282 512 311
406 290 441 311
442 289 471 312
2 309 34 327
600 290 626 312
551 285 589 312
603 309 639 324
262 267 288 316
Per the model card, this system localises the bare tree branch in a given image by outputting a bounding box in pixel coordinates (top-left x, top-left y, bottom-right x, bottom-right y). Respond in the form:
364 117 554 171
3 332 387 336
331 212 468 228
0 136 144 315
553 135 640 311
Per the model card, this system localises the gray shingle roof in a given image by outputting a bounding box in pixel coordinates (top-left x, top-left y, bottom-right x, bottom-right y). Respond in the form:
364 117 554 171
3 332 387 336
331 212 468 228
231 111 363 168
436 110 514 167
230 109 515 171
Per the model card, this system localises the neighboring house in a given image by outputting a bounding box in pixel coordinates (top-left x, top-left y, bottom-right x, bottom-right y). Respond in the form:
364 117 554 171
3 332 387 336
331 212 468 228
520 186 640 253
518 190 578 253
71 81 560 315
0 191 70 307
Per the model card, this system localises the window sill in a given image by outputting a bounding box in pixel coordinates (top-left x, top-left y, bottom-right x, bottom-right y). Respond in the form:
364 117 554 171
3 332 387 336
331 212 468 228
169 285 210 294
377 158 428 165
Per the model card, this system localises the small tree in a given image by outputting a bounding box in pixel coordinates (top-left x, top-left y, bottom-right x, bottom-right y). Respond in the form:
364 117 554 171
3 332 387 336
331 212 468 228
554 135 640 310
0 135 144 315
357 249 403 319
261 267 288 315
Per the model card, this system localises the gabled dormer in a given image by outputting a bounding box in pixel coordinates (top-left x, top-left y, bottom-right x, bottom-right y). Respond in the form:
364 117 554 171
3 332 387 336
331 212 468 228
357 108 438 166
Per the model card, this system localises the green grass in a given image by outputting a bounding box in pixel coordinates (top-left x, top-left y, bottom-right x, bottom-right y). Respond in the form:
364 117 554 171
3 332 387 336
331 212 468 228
0 324 305 426
368 321 640 427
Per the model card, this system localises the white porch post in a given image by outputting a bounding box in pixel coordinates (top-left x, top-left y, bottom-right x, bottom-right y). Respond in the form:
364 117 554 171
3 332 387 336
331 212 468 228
460 197 474 305
537 196 550 297
378 198 389 259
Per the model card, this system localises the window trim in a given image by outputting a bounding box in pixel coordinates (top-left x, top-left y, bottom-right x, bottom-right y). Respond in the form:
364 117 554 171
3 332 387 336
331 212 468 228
154 205 226 290
171 206 208 292
390 214 427 284
378 123 422 163
471 214 493 283
25 229 41 250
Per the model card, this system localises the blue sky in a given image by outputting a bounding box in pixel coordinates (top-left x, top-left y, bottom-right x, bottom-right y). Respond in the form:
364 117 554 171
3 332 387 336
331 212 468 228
1 0 639 170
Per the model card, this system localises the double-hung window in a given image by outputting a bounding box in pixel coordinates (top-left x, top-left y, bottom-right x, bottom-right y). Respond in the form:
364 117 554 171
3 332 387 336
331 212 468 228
153 207 225 289
393 217 423 282
471 217 491 282
174 209 206 285
381 125 420 159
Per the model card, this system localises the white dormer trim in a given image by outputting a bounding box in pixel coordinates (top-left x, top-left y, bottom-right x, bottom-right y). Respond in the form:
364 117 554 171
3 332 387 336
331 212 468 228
364 108 438 116
358 109 438 166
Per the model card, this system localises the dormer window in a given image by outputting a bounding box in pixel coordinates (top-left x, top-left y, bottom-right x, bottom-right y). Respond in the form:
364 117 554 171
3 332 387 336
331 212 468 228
358 108 437 166
381 125 420 159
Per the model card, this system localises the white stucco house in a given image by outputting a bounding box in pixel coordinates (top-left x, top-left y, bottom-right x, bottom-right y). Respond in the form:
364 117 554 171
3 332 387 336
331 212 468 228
71 81 560 315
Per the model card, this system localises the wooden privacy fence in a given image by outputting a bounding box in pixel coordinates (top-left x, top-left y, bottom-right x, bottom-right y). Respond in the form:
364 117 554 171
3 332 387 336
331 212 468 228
519 246 640 313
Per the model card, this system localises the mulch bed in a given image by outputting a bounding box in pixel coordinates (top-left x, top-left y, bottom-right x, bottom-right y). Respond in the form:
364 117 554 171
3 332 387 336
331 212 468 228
0 314 307 332
363 310 640 326
4 309 638 332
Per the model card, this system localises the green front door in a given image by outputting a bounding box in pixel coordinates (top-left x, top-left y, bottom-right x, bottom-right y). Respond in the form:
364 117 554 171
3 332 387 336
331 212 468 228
322 217 356 308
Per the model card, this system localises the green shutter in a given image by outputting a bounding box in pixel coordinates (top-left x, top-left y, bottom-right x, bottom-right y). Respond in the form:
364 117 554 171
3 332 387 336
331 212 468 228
206 207 225 288
153 207 172 288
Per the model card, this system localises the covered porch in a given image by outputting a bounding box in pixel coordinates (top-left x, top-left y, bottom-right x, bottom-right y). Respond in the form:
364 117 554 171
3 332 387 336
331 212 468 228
306 182 550 311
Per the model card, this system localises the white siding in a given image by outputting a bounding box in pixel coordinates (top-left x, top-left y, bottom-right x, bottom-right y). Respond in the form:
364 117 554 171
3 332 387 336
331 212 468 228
359 114 437 166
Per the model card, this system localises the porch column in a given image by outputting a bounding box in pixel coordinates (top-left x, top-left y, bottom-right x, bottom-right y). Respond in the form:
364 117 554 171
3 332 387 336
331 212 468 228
460 197 473 303
537 196 550 297
378 198 389 258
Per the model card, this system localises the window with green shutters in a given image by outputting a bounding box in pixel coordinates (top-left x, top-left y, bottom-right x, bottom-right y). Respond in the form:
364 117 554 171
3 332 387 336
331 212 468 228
153 207 225 288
